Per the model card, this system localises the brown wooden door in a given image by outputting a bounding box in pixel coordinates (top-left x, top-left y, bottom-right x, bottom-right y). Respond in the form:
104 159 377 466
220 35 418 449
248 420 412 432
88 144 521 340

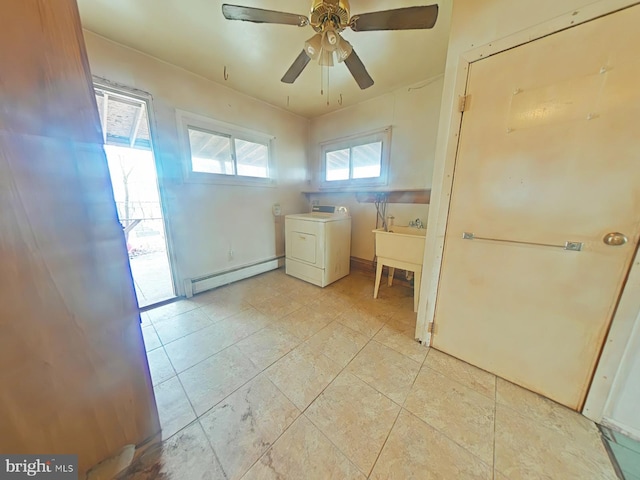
433 5 640 409
0 0 158 473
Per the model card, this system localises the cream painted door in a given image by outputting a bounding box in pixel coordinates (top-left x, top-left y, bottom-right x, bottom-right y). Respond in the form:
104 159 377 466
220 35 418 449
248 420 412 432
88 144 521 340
433 5 640 410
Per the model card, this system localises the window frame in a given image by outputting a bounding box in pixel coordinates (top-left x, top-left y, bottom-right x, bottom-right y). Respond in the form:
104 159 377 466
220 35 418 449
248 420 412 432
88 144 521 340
176 109 276 187
319 127 391 189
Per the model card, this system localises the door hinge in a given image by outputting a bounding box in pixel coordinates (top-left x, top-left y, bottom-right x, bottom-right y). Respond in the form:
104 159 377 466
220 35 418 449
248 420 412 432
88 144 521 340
427 322 437 334
458 94 470 112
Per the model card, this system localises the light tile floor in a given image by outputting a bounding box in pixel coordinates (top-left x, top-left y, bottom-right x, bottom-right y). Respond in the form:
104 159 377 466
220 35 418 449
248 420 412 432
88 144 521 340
123 269 616 479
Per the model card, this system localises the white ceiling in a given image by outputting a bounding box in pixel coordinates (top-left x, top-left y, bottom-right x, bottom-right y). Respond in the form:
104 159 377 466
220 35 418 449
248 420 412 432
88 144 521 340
77 0 451 118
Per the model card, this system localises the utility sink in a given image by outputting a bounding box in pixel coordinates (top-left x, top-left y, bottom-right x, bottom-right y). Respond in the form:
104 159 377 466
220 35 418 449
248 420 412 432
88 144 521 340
373 227 426 312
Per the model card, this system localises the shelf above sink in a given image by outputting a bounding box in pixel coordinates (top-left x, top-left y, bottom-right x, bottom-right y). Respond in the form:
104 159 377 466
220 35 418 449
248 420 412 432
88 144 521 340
301 189 431 204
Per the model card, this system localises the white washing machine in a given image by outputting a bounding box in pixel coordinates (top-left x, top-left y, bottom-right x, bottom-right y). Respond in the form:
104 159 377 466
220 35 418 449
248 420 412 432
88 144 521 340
285 205 351 287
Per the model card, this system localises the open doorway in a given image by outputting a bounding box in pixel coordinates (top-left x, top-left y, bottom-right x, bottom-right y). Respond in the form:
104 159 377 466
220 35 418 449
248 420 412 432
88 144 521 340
94 84 176 308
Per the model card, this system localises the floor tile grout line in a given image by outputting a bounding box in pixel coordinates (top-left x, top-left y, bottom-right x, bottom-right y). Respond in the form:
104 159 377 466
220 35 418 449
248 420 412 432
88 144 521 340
169 339 241 376
186 365 264 421
252 333 377 477
172 359 199 420
152 308 213 345
157 417 200 444
164 315 284 375
345 363 415 409
371 328 429 364
147 282 401 383
419 363 496 402
198 303 253 325
198 319 350 480
367 405 404 478
425 347 596 431
241 337 302 373
289 333 401 477
300 412 371 478
291 332 373 418
400 366 498 468
231 377 306 479
401 407 496 474
400 347 432 411
334 315 387 342
155 305 262 348
148 345 178 387
496 398 598 440
142 321 163 354
181 313 305 420
401 352 498 471
159 327 269 424
368 337 424 367
147 303 201 324
195 418 230 480
158 304 307 417
277 294 418 414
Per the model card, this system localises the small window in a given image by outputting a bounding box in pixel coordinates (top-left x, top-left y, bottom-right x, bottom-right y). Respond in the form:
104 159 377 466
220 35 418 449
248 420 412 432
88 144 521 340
177 110 274 186
320 128 391 188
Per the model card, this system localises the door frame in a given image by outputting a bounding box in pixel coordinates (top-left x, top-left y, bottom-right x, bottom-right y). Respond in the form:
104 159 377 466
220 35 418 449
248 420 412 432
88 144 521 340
93 77 181 302
416 0 640 422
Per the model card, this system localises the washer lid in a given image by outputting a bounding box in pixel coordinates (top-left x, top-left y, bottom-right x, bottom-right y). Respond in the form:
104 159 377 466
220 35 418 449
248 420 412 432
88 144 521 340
286 205 350 222
285 213 349 222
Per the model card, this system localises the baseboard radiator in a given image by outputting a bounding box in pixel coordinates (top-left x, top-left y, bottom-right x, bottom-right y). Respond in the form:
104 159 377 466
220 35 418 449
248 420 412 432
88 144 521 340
184 256 285 298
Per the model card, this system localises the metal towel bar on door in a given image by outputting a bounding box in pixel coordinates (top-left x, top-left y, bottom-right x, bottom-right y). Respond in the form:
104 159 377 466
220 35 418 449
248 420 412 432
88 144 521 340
462 232 583 251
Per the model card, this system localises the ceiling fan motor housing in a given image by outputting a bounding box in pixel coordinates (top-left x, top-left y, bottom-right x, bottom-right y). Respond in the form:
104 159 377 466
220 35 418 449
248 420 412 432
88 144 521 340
310 0 350 31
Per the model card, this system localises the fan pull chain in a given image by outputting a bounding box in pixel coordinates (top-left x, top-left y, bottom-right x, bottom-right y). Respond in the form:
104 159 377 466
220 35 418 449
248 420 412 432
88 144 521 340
327 68 330 106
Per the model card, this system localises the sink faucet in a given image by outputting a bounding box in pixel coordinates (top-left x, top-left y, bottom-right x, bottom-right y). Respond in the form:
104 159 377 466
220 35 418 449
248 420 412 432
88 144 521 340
409 218 424 229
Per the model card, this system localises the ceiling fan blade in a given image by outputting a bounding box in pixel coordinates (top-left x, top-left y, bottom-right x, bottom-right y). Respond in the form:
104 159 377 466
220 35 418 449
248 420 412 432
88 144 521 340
344 50 374 90
281 50 311 84
350 5 438 31
222 4 309 26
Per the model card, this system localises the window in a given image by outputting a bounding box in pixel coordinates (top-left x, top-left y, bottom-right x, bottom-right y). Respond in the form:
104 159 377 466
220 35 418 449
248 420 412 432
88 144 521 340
177 110 274 185
320 127 391 188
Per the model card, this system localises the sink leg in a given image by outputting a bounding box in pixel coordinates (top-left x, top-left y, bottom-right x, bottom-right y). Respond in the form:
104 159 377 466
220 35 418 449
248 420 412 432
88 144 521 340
374 261 383 299
388 267 395 287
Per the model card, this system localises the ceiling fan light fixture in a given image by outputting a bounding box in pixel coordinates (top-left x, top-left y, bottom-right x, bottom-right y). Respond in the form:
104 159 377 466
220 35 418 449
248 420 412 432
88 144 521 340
318 49 334 66
304 33 322 60
321 28 339 52
335 36 353 63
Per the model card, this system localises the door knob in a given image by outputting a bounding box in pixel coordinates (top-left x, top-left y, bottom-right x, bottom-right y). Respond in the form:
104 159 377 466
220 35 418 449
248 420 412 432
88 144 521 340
603 232 628 246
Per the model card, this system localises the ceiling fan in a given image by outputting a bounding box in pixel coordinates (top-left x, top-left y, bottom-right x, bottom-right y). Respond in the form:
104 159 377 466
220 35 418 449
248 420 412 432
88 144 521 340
221 1 438 90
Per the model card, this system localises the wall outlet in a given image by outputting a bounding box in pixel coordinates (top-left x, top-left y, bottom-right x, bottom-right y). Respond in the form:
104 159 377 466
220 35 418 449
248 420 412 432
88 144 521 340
272 203 281 216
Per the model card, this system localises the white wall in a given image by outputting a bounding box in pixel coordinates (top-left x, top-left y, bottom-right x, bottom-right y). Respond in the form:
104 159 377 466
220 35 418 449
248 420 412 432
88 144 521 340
83 32 309 293
603 310 640 439
419 0 640 433
307 76 444 260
